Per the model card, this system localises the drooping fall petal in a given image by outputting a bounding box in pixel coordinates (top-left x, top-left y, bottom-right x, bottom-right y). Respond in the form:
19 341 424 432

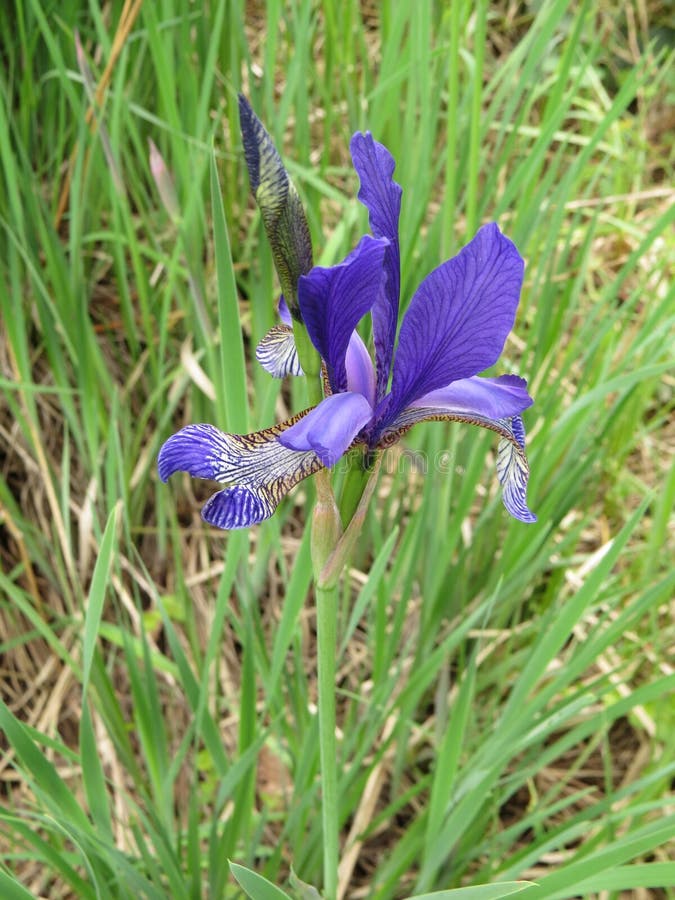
409 374 533 420
377 404 536 523
158 416 324 528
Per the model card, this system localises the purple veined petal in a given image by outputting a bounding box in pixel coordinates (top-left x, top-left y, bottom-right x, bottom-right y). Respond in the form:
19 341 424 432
278 295 292 325
298 234 388 393
345 331 376 407
159 419 320 487
158 415 325 529
376 406 536 523
386 223 525 424
410 374 533 420
350 132 402 402
256 324 303 377
496 415 536 523
158 424 226 482
201 485 277 529
279 392 373 467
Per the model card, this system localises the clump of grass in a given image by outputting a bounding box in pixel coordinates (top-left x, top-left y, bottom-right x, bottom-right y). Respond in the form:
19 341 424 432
0 2 673 898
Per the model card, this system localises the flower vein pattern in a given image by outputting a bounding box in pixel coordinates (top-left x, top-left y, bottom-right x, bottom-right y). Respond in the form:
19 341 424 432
159 110 536 528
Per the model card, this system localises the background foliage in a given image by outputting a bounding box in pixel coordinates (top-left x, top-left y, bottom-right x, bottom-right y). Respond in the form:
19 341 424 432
0 1 673 897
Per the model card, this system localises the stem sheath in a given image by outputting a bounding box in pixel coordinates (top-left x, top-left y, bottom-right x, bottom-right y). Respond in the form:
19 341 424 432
309 427 381 900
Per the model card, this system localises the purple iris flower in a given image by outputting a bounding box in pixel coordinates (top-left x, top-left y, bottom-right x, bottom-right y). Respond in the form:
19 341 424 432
158 134 536 528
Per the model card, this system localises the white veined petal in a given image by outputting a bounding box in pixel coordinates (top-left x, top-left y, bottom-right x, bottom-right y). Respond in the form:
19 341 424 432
256 324 303 378
158 412 325 528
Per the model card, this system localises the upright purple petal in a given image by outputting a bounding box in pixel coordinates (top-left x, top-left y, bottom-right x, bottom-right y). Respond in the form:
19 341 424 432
279 392 372 467
351 133 402 401
345 331 376 406
385 224 524 425
410 375 533 420
278 296 292 325
298 235 387 393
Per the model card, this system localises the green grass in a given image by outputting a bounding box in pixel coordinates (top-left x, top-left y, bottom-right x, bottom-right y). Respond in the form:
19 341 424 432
1 1 673 898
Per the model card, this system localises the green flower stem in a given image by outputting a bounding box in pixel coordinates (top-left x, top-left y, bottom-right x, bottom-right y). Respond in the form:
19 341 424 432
298 316 339 898
310 460 382 899
311 469 342 900
301 344 381 899
315 578 338 900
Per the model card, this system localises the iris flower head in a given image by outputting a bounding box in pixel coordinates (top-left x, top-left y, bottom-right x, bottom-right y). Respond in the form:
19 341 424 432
159 122 536 529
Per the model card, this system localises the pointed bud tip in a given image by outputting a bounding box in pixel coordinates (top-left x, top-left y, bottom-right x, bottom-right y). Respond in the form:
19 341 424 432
237 93 258 138
148 138 163 176
148 139 179 218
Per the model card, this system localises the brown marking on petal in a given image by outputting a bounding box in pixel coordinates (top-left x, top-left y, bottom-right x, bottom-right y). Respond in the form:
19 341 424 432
232 407 314 443
321 361 333 397
210 408 326 511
